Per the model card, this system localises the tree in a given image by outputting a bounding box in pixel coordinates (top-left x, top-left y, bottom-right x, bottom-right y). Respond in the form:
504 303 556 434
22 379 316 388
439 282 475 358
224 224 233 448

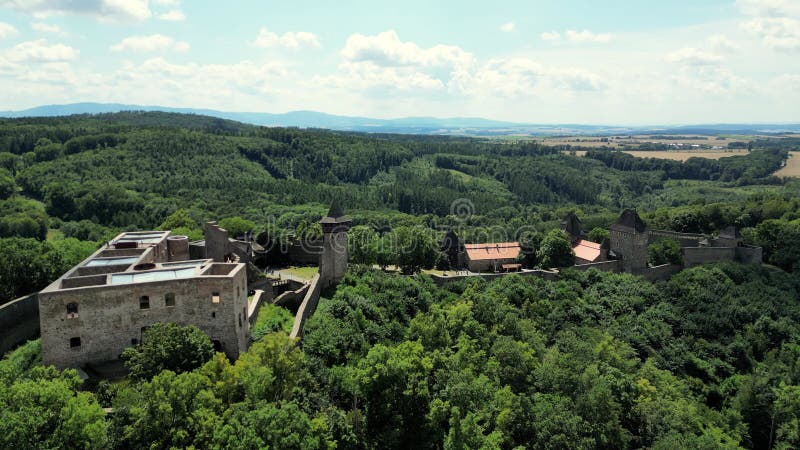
393 226 437 274
348 225 378 265
219 217 257 239
122 322 215 381
588 227 609 243
537 229 575 268
159 208 199 231
648 238 682 266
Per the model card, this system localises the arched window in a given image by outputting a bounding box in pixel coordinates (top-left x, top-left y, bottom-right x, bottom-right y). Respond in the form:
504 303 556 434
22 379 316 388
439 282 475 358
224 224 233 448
66 302 79 318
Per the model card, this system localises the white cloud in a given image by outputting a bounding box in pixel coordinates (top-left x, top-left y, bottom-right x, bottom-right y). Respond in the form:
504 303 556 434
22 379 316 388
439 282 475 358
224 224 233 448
707 34 739 53
541 31 561 41
565 29 612 43
742 17 800 51
0 0 152 21
737 0 800 18
4 39 78 62
341 30 474 70
31 22 60 33
153 0 179 5
253 27 321 49
665 47 723 66
500 22 515 33
737 0 800 52
111 34 190 53
158 10 185 21
0 21 17 38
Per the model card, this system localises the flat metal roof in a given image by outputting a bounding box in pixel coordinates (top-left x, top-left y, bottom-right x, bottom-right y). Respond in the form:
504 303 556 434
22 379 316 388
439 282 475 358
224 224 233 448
110 267 197 285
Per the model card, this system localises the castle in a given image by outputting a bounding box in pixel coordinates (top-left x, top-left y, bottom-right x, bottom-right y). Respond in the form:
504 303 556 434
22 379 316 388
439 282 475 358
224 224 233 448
36 205 350 370
441 209 762 280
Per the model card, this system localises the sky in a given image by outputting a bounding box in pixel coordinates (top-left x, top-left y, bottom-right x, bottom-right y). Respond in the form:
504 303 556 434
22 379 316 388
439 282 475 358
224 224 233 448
0 0 798 125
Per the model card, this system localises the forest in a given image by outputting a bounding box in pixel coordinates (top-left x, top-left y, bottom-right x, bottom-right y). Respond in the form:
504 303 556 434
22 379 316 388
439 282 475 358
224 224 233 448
1 112 800 449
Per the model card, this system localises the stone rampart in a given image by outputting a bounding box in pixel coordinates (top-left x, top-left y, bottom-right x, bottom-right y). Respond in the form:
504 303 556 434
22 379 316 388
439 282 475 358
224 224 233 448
289 274 322 339
0 293 40 356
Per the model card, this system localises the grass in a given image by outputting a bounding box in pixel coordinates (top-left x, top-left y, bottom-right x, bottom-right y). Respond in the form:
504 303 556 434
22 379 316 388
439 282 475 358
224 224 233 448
251 303 294 340
278 266 318 280
566 150 748 160
774 151 800 177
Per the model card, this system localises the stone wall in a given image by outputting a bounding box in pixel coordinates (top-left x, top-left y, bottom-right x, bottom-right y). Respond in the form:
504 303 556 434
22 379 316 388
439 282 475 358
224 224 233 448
683 246 736 267
0 294 39 356
289 274 322 339
39 265 249 369
641 263 683 281
736 245 763 265
571 260 623 273
204 222 230 262
287 239 322 265
648 230 706 247
273 283 311 314
430 269 559 286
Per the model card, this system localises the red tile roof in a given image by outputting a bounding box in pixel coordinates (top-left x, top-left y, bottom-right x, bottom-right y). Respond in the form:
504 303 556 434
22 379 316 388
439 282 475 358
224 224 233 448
464 242 521 261
573 239 602 262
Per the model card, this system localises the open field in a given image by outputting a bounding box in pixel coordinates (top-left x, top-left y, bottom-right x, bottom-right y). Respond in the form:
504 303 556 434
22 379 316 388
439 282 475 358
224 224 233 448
774 151 800 177
542 134 751 149
568 149 749 160
275 266 318 280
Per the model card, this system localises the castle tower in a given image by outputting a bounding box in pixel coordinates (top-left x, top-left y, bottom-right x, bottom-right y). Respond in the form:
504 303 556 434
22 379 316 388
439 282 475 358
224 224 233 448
609 209 648 273
319 201 351 287
561 212 583 241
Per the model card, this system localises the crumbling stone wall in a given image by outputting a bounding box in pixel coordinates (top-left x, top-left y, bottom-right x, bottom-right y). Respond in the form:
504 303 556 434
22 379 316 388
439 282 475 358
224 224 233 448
39 265 248 369
0 294 39 356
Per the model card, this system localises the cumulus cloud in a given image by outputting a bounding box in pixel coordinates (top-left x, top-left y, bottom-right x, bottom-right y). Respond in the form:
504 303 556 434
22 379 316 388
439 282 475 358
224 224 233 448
738 0 800 52
461 58 606 97
158 10 185 21
341 30 474 70
707 34 739 53
541 31 561 41
0 0 152 21
665 47 723 66
253 27 321 49
31 22 60 33
742 17 800 51
500 22 515 32
0 21 17 38
565 29 612 43
3 39 78 62
111 34 190 53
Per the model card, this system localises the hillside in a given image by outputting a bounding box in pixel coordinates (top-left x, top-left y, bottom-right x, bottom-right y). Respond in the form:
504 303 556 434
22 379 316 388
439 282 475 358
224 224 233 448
2 112 800 449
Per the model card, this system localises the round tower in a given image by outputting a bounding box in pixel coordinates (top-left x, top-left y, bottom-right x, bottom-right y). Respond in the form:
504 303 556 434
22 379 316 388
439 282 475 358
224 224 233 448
167 235 190 261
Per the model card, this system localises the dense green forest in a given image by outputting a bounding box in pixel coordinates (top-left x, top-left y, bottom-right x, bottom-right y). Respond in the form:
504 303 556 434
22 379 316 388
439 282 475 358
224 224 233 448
2 265 800 449
2 113 800 448
1 112 800 303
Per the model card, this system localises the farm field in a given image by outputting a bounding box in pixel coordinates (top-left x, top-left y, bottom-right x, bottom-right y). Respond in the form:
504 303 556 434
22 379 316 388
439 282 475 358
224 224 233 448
568 149 749 160
774 151 800 177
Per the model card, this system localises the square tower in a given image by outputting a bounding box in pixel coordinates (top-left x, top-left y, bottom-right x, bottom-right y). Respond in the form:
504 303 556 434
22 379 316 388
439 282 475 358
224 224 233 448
319 201 351 287
610 209 648 273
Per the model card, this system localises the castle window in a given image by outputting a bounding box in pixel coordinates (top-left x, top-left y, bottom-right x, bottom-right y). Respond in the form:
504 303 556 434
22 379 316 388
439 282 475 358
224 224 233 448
212 340 222 352
131 338 138 346
165 293 176 307
69 337 81 348
238 313 242 328
211 312 216 318
66 302 79 319
212 292 220 304
140 326 149 341
139 296 150 309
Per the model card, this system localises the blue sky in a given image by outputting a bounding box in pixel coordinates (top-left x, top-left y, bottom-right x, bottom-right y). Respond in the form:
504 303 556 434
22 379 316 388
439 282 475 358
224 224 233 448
0 0 798 124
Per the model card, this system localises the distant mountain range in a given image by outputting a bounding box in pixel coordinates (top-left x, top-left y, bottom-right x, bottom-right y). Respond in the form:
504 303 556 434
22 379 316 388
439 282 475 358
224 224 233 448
1 103 799 136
